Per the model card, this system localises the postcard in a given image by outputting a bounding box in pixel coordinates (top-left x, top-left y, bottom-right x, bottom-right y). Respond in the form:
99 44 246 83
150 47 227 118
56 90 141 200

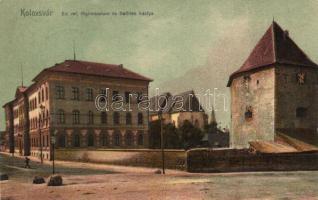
0 0 317 199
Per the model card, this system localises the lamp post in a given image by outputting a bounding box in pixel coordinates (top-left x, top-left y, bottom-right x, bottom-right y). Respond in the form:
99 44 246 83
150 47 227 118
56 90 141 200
39 105 45 164
51 129 57 174
158 110 165 174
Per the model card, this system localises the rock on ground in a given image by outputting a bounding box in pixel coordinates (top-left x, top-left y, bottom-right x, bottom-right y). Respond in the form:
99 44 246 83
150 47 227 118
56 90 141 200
33 176 45 184
47 175 63 186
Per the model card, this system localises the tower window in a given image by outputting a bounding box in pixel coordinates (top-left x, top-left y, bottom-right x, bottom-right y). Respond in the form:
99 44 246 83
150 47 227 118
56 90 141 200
296 107 307 118
245 106 253 121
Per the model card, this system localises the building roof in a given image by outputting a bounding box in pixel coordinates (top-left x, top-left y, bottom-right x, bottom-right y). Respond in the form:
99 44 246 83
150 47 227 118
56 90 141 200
149 90 205 115
227 21 318 86
33 60 153 82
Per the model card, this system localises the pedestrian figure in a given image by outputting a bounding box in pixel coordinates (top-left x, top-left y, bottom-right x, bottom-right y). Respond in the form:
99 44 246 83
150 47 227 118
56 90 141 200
24 156 30 168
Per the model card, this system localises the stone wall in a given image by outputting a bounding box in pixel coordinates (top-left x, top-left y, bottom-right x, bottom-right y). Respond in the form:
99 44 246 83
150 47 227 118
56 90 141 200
230 67 275 148
56 149 186 169
275 65 318 130
186 148 318 173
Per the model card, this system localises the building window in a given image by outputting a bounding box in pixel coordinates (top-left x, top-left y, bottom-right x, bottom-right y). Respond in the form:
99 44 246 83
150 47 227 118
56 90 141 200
101 133 108 146
87 132 94 147
112 91 120 102
126 113 132 125
137 92 142 103
73 133 80 147
245 106 253 121
38 91 41 103
113 112 120 125
55 86 65 99
45 87 49 100
138 133 144 145
100 89 107 102
296 107 307 118
42 88 45 102
59 134 66 148
137 113 143 125
88 111 94 124
72 87 80 100
57 109 65 124
126 131 133 146
114 132 121 146
86 88 93 101
101 112 107 124
125 92 130 103
72 110 80 124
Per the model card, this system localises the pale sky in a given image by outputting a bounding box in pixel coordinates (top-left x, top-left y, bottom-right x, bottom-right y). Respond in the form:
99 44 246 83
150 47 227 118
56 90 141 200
1 0 318 130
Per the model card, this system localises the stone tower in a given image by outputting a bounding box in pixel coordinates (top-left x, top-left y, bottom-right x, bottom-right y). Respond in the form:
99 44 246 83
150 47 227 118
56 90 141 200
227 21 318 148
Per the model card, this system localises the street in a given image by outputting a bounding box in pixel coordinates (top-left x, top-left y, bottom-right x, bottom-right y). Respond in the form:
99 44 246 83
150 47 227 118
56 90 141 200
0 153 318 200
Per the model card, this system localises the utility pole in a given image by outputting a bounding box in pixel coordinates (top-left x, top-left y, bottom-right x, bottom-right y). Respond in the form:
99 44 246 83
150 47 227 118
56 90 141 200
51 130 57 174
159 110 165 174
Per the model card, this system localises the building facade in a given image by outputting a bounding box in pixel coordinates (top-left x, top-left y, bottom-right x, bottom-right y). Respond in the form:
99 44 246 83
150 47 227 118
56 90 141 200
149 91 208 129
227 21 318 148
3 60 152 160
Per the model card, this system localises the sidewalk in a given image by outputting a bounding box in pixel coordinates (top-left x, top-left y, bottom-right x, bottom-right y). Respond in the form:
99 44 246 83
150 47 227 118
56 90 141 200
0 152 184 175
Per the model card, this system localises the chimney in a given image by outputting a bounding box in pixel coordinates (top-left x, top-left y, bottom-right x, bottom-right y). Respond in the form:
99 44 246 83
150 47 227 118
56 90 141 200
118 64 123 69
284 30 289 40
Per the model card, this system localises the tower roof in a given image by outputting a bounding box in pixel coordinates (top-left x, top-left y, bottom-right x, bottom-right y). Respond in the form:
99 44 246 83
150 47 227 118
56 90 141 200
227 21 318 86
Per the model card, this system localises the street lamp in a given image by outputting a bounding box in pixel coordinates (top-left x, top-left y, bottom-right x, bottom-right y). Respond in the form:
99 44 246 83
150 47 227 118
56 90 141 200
158 110 165 174
51 129 57 174
39 105 45 164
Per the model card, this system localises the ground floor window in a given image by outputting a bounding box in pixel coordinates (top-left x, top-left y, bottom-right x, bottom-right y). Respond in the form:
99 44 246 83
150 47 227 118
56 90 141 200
114 132 121 146
138 133 143 145
101 133 108 146
88 132 94 147
59 134 66 147
126 131 133 146
73 134 80 147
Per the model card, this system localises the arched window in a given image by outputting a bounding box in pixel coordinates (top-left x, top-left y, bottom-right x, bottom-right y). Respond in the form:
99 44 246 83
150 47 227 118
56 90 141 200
41 88 45 102
59 133 66 148
101 112 107 124
73 133 80 147
87 132 94 147
46 110 49 125
73 110 80 124
101 132 108 146
88 111 94 124
138 133 144 146
137 113 143 125
113 112 120 125
126 131 133 146
114 130 121 146
126 113 132 125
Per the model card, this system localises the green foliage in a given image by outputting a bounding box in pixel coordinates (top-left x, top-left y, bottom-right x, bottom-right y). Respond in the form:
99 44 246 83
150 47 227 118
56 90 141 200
178 120 204 149
149 120 204 149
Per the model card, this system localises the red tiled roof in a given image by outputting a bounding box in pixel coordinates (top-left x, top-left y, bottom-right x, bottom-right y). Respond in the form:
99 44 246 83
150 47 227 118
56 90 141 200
227 21 318 86
34 60 152 82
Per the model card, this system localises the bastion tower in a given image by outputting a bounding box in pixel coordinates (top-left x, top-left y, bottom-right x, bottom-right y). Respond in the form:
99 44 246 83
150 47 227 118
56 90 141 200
227 21 318 149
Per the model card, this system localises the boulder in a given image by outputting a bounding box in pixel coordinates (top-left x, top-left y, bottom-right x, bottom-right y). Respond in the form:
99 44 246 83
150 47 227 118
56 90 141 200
33 176 45 184
154 169 162 174
47 175 63 186
0 174 8 181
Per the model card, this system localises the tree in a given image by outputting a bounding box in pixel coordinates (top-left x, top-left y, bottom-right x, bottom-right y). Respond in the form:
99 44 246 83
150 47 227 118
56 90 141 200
179 120 204 149
149 120 161 149
164 123 181 149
